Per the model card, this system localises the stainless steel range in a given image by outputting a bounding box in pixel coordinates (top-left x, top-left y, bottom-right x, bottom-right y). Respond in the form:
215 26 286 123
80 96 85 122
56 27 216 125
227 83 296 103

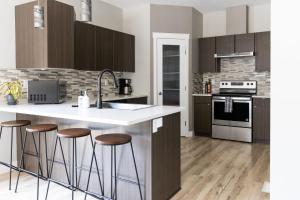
212 81 257 143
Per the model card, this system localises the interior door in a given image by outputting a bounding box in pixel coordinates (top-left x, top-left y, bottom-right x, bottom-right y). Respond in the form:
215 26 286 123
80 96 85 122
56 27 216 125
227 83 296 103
156 38 188 136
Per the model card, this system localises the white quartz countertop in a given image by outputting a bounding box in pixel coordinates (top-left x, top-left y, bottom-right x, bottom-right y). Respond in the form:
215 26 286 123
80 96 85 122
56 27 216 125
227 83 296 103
0 102 182 126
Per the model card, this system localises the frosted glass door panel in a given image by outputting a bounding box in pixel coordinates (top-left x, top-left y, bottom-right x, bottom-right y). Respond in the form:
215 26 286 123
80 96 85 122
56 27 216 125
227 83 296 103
163 45 180 106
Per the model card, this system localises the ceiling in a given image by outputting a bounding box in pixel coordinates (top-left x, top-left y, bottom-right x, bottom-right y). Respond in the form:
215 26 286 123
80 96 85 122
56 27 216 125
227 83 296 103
101 0 270 13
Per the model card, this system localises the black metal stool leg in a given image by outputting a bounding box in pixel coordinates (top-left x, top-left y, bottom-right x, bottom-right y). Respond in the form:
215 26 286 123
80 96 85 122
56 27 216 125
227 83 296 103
84 136 104 200
45 136 58 200
75 138 78 188
111 146 113 199
37 132 41 200
15 131 28 193
9 127 13 190
32 133 44 178
44 132 49 178
0 126 3 140
114 146 117 200
19 127 26 169
130 142 143 200
71 138 75 200
58 138 71 185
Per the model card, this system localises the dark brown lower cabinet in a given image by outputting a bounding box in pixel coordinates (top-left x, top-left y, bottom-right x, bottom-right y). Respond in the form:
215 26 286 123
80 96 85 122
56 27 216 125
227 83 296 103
253 98 270 144
194 96 212 137
152 113 181 200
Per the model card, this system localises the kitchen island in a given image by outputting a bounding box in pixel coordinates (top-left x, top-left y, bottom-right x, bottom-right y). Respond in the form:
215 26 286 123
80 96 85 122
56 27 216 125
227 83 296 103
0 102 181 200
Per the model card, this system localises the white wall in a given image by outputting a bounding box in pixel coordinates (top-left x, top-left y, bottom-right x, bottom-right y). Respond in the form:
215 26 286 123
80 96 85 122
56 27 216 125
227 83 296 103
203 3 271 37
0 0 123 69
203 10 227 37
122 4 151 99
248 3 271 32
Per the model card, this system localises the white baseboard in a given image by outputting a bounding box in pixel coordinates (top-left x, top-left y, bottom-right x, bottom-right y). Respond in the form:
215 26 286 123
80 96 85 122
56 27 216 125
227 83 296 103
0 161 18 175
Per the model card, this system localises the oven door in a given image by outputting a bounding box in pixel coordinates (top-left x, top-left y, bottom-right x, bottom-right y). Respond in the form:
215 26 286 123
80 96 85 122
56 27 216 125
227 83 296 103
212 96 252 128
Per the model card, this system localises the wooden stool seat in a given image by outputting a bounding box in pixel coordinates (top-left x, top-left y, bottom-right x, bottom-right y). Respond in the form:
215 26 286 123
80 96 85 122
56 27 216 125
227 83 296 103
57 128 91 138
26 124 58 133
0 120 31 127
95 134 132 146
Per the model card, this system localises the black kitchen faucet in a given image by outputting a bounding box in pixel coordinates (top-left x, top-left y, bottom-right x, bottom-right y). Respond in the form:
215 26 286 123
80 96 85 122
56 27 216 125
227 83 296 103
96 69 118 109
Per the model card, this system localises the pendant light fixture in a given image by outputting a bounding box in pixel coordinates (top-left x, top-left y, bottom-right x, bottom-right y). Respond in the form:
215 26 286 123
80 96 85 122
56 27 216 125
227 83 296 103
81 0 92 22
33 0 44 29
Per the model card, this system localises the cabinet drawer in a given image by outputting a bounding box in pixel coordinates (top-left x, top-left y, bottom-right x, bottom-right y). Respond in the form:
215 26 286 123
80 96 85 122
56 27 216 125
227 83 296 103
194 96 211 104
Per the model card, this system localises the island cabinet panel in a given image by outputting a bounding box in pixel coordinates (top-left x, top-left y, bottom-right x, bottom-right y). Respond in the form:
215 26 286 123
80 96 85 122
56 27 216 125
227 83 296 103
74 21 95 70
216 35 235 55
253 98 270 144
198 37 217 74
194 96 212 137
235 33 255 53
255 31 270 72
152 113 181 200
95 27 114 71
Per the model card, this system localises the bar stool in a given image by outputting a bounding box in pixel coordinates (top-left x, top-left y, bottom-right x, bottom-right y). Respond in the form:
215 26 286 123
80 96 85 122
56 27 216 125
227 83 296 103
85 133 143 200
15 123 58 200
0 120 31 190
45 128 103 200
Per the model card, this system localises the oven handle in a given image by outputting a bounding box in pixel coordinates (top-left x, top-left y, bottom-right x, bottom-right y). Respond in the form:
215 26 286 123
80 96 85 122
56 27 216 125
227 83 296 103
212 97 251 101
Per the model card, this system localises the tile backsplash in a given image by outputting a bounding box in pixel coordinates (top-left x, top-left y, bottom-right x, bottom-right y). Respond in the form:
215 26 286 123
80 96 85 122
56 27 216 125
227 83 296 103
0 68 123 100
193 57 270 96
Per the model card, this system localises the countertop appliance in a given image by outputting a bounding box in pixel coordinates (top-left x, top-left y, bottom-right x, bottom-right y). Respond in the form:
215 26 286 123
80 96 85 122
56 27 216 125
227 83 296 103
119 78 132 95
28 80 67 104
212 81 257 142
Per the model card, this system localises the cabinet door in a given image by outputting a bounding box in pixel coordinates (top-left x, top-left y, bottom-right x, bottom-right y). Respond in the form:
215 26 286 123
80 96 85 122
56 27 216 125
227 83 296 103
216 35 235 54
194 96 212 137
198 37 216 74
123 34 135 72
47 1 75 69
235 33 254 53
113 31 125 72
255 32 270 72
74 21 95 70
253 98 270 144
95 27 114 71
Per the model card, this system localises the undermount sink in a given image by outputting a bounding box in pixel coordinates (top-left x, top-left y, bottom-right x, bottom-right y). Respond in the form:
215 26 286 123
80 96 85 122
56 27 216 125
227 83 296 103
102 102 155 110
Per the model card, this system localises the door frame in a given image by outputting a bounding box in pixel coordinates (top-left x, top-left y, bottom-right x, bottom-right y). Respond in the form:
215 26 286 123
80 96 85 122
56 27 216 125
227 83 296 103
153 32 190 137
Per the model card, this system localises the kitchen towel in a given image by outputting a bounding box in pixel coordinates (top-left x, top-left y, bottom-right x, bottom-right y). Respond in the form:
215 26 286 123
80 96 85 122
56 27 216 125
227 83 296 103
224 97 233 113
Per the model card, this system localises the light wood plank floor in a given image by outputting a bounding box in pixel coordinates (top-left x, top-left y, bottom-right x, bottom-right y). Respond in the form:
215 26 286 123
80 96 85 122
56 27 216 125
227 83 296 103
0 137 270 200
171 137 270 200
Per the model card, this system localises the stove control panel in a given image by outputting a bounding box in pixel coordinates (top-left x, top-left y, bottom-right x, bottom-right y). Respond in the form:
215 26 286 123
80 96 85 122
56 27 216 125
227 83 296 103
219 81 257 89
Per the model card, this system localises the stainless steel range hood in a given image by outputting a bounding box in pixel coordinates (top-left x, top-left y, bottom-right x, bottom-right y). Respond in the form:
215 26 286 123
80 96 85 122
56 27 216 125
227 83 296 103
214 52 254 58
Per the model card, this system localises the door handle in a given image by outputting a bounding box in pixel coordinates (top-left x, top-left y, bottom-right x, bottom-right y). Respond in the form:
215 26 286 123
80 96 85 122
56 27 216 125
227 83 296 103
159 92 162 95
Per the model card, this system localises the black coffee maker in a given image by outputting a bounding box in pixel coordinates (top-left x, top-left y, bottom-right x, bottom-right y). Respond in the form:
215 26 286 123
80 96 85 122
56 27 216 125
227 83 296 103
119 78 133 95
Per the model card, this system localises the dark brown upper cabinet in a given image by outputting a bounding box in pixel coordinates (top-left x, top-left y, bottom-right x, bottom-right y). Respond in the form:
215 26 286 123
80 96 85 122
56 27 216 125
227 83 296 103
194 96 212 137
95 27 114 71
216 35 235 54
74 22 135 72
253 98 270 144
235 33 255 53
74 21 95 71
15 0 75 69
255 31 270 72
198 37 217 74
113 32 135 72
